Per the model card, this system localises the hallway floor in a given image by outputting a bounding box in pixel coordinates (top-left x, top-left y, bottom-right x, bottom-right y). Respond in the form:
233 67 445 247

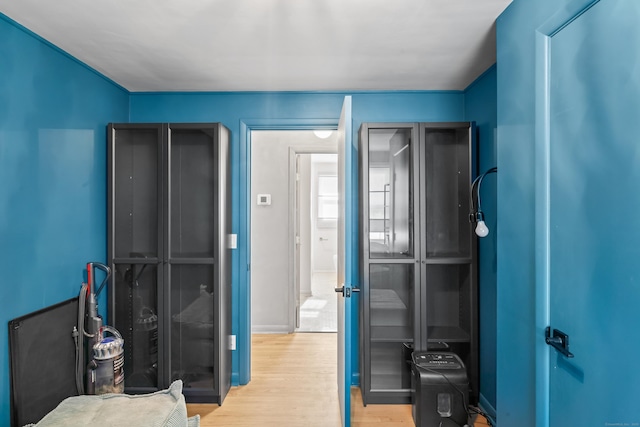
297 272 337 332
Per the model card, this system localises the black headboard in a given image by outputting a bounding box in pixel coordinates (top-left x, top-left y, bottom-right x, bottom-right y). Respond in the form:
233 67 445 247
8 297 78 427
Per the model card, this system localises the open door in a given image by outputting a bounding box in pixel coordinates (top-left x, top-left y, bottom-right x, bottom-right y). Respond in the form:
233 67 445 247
294 154 301 330
540 1 640 425
336 96 353 426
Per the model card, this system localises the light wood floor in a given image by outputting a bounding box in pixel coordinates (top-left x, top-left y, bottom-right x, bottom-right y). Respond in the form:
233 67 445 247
188 333 489 426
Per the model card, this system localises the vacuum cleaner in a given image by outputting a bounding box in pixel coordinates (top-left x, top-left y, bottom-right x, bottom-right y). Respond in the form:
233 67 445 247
124 259 159 387
73 262 125 395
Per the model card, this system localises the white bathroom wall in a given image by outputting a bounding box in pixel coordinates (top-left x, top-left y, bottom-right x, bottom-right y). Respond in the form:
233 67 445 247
311 156 338 273
299 154 312 299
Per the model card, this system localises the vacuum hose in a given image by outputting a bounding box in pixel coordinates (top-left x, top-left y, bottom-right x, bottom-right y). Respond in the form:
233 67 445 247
74 262 112 395
75 283 89 395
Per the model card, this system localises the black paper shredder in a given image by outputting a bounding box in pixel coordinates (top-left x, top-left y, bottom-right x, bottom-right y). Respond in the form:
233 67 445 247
411 352 469 427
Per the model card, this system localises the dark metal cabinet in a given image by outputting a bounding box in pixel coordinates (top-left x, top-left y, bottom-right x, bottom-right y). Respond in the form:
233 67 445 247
359 122 478 405
107 123 231 404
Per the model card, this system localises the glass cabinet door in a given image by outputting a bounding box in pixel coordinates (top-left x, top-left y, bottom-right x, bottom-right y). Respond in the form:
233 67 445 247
367 262 416 394
112 127 161 259
167 125 217 393
109 124 163 391
367 128 414 259
113 262 159 389
369 263 414 342
169 265 215 389
419 123 478 402
169 128 216 258
422 126 472 258
360 123 419 404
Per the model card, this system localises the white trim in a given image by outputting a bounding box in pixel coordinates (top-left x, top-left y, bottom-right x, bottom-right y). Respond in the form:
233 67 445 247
251 325 292 334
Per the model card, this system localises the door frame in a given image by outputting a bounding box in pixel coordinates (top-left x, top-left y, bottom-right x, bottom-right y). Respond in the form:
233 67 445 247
288 147 338 332
238 119 338 385
534 1 602 424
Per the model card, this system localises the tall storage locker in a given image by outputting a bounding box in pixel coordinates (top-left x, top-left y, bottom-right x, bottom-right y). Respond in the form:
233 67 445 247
107 123 231 404
359 122 478 404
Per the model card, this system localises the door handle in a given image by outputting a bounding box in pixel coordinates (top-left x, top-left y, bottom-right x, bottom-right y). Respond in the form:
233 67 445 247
334 285 360 298
545 327 574 358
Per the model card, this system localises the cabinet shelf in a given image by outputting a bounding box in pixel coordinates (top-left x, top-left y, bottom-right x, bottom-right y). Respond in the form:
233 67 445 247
427 326 471 343
113 257 160 265
370 326 413 342
367 252 415 260
168 257 215 264
425 257 472 264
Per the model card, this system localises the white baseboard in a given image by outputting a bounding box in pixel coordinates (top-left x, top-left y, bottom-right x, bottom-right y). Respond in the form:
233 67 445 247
251 325 291 334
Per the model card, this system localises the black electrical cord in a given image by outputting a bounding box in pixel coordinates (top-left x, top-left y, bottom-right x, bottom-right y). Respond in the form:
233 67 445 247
469 167 497 220
72 325 81 395
75 283 89 395
468 405 494 426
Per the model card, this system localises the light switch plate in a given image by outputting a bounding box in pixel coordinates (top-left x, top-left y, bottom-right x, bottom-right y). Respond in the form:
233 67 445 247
229 335 236 351
228 234 237 249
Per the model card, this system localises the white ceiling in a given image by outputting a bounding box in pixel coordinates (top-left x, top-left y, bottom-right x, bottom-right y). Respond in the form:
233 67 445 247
0 0 512 92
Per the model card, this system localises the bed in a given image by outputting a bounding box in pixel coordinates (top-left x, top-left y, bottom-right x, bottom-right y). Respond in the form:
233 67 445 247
24 380 199 427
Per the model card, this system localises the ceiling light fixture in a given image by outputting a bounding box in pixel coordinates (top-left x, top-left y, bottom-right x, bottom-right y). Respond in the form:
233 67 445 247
313 130 333 139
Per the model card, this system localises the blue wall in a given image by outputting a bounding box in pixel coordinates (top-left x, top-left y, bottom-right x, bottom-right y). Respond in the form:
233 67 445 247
496 1 551 423
497 1 640 425
464 65 498 419
1 10 501 425
0 15 129 427
130 90 467 386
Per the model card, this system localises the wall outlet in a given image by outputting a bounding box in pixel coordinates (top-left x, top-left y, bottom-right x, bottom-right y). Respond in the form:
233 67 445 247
229 334 236 351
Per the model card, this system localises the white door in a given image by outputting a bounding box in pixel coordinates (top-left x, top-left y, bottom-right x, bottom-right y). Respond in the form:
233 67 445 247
294 154 301 329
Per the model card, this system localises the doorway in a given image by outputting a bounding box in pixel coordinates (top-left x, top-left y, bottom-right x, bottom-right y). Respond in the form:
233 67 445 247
294 153 338 333
250 130 338 334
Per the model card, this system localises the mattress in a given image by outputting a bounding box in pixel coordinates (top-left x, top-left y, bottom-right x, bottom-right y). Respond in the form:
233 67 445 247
24 380 199 427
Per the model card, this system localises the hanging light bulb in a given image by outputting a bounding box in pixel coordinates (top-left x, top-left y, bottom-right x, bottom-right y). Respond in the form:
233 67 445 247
475 219 489 237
